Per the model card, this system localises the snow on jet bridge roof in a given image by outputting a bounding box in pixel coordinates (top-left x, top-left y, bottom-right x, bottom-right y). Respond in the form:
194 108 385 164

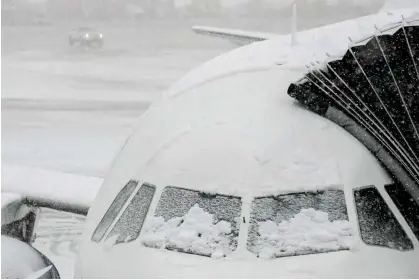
166 8 419 98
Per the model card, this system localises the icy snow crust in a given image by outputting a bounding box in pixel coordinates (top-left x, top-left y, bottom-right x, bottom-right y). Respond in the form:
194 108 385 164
143 204 236 258
255 208 353 259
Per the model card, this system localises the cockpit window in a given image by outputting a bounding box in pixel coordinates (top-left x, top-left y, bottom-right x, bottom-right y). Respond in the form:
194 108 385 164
385 183 419 241
247 189 353 259
354 186 413 251
142 186 242 258
106 183 156 244
92 180 138 243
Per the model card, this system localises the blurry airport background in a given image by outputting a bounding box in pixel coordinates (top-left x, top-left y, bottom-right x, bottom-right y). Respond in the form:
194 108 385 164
2 0 384 25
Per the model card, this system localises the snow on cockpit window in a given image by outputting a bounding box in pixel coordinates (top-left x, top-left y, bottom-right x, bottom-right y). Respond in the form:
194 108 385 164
247 189 353 259
106 183 156 244
91 180 138 243
354 186 413 250
142 186 242 258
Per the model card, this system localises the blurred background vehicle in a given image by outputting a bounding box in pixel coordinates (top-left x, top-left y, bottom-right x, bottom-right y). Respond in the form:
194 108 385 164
69 27 103 49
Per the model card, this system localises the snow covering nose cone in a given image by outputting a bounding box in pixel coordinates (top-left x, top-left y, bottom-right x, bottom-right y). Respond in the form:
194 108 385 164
288 15 419 204
78 51 400 278
1 235 60 279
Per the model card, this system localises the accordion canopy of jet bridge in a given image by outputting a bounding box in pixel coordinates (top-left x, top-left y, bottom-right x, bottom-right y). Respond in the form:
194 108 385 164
287 13 419 205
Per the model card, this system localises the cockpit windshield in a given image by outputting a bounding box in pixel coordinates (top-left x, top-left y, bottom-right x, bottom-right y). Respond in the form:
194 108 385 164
247 189 353 259
142 186 242 258
93 182 416 260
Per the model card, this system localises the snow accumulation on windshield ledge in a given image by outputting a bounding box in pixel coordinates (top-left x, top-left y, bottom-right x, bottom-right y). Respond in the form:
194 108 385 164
142 187 242 259
142 204 236 259
248 189 354 259
254 208 353 259
141 188 354 259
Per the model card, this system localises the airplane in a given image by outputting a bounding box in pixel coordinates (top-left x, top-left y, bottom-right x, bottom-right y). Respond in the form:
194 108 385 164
1 0 418 278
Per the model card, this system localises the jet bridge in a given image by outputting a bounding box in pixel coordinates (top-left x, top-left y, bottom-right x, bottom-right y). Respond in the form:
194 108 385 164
287 13 419 205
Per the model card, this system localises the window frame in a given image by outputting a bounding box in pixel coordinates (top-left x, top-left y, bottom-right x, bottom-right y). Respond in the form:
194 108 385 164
91 180 156 244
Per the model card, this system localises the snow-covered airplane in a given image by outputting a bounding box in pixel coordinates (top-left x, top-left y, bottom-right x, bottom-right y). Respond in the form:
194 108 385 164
2 0 419 278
